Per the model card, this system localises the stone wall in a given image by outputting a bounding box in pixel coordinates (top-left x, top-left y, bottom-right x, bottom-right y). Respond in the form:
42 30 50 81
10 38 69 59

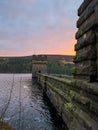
32 61 47 77
38 74 98 130
96 27 98 80
32 55 48 78
74 0 98 81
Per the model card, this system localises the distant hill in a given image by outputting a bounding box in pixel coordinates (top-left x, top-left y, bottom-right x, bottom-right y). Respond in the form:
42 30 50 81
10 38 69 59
47 55 74 62
0 55 74 73
0 56 32 73
46 55 74 75
46 55 74 66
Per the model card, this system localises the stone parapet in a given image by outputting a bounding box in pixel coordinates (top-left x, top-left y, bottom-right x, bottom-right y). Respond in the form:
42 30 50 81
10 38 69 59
38 74 98 130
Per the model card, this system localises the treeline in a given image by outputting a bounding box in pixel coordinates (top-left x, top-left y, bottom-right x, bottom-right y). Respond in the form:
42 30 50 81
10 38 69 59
47 61 74 75
0 56 32 73
0 56 74 75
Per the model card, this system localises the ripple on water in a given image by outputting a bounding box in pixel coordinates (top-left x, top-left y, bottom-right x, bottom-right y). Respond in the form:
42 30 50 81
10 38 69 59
0 74 67 130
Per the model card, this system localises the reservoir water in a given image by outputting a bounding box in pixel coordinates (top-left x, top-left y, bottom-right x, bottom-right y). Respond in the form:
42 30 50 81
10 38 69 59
0 74 67 130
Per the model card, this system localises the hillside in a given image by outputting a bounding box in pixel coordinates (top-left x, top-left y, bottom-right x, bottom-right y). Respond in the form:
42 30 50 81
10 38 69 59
47 55 74 62
0 55 74 74
0 56 32 73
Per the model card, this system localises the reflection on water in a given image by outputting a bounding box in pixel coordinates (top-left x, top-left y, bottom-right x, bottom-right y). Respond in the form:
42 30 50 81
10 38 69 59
0 74 67 130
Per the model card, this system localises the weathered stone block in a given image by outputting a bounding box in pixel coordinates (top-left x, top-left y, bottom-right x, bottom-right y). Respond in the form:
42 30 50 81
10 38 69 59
73 93 90 106
74 49 96 63
95 5 98 25
76 44 96 59
77 0 98 27
75 60 97 77
90 101 98 115
78 0 92 16
76 13 97 39
75 30 95 51
76 80 98 95
97 59 98 80
62 103 87 130
96 32 98 79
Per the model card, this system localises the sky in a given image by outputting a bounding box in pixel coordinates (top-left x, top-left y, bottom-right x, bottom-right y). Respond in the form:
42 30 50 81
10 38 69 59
0 0 83 56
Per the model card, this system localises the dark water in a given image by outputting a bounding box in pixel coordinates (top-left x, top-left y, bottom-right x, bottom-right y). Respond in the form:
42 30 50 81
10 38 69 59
0 74 67 130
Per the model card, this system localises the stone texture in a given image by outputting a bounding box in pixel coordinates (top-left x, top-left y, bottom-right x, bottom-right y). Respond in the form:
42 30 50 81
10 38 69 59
96 32 98 80
32 55 48 78
78 0 92 16
76 13 97 39
75 0 98 81
75 60 97 76
75 44 97 62
38 74 98 130
75 30 95 51
77 0 98 27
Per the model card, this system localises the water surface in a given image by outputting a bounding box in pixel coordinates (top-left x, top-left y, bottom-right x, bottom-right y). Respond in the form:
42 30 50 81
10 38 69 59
0 74 67 130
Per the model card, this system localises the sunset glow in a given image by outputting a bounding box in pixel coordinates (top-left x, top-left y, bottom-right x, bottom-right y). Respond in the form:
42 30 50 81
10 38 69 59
0 0 83 56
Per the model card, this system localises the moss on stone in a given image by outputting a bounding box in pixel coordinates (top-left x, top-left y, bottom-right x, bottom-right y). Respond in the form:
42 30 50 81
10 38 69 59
71 67 77 74
69 90 77 99
65 103 76 112
70 79 77 87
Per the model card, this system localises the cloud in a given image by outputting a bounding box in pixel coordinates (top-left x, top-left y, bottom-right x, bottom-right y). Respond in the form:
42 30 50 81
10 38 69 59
0 0 83 56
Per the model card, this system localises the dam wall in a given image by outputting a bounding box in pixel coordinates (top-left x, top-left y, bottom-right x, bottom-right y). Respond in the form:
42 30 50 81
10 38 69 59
38 74 98 130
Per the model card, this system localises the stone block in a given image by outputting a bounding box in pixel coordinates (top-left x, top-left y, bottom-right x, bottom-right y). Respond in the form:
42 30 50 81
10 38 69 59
73 93 90 106
75 60 97 76
76 80 98 95
74 75 88 80
76 13 97 39
75 30 95 51
90 101 98 115
95 5 98 25
96 32 98 79
77 0 98 27
74 47 96 63
76 44 96 59
97 59 98 79
78 0 92 16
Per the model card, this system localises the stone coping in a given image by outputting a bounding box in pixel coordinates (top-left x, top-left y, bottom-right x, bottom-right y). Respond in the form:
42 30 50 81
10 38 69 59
39 74 98 95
